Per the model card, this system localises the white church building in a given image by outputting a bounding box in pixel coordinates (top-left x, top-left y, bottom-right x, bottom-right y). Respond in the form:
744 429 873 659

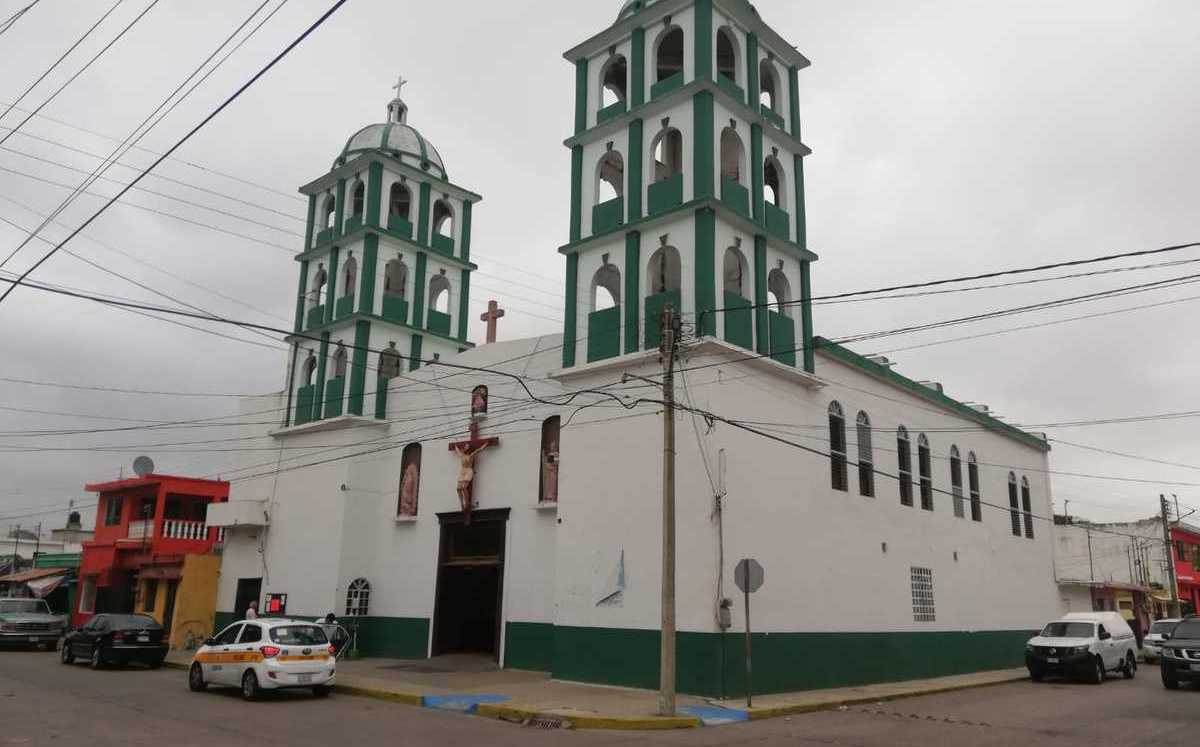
209 0 1059 696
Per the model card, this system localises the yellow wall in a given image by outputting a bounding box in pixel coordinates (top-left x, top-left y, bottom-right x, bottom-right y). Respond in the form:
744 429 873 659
168 554 221 651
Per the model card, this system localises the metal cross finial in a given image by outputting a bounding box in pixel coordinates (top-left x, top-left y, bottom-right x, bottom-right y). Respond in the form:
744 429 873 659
392 74 408 97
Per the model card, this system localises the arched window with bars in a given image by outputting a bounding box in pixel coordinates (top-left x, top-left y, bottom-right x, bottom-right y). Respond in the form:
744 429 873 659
949 446 964 518
897 426 913 506
1021 477 1035 539
1008 472 1021 536
918 434 933 511
829 402 847 492
856 411 874 497
967 452 982 521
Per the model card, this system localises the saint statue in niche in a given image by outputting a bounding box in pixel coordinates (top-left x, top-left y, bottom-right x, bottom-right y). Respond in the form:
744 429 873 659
399 460 419 516
470 385 488 419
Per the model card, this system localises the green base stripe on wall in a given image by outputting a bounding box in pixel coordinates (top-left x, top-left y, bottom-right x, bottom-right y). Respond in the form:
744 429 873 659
504 621 554 672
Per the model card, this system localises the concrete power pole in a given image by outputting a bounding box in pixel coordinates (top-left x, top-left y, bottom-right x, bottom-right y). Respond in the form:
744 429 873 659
658 304 679 717
1161 494 1181 617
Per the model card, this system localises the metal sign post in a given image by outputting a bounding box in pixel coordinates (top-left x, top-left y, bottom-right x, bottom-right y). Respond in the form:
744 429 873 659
734 558 764 708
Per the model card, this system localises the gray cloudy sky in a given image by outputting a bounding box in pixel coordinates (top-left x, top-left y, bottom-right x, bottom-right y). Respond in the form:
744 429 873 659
2 0 1199 532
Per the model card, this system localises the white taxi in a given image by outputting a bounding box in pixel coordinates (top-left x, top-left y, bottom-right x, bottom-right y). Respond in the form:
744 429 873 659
188 618 336 700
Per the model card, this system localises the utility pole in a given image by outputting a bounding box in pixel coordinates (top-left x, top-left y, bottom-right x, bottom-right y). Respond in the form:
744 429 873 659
1161 494 1181 617
658 304 679 717
1087 529 1094 582
11 524 19 570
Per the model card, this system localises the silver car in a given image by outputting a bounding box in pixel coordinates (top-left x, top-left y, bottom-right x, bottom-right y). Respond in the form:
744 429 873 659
1143 618 1181 663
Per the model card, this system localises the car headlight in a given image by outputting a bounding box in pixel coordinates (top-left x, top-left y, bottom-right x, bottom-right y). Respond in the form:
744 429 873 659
1025 644 1034 652
1074 646 1089 654
0 623 14 633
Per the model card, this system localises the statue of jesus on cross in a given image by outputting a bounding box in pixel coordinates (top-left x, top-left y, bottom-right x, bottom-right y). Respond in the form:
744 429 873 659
448 421 499 524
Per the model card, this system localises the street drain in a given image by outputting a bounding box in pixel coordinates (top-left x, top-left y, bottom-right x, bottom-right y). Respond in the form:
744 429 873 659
526 716 570 730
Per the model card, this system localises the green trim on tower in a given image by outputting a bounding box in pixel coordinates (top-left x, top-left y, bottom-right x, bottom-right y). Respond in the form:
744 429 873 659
694 0 713 82
746 33 760 112
754 236 769 355
416 182 432 246
569 146 584 242
294 261 309 333
284 342 299 427
694 209 716 337
333 178 346 237
788 65 801 138
359 234 378 315
793 154 807 250
313 333 331 422
800 259 815 373
630 27 646 107
460 201 473 262
562 253 579 368
624 231 641 353
303 195 316 251
692 91 714 200
324 247 340 325
750 124 764 225
457 269 471 342
574 58 589 134
366 162 383 228
408 334 423 372
412 252 428 329
348 321 370 416
628 119 644 220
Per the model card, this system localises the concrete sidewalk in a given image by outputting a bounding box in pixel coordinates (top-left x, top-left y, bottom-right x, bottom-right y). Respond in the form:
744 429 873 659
165 651 1027 729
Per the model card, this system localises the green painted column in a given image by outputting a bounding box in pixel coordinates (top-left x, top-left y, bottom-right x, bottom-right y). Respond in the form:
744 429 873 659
366 162 383 228
324 247 340 324
574 58 589 134
348 321 370 416
788 65 801 138
562 253 579 368
333 178 346 236
303 195 316 251
793 155 807 249
313 332 331 422
569 146 584 242
746 33 760 109
630 27 646 107
695 209 717 337
694 0 713 82
624 231 641 353
294 261 309 333
412 252 428 328
284 342 299 427
359 234 378 314
750 124 764 226
754 236 768 355
693 91 715 200
457 269 471 341
408 334 423 372
417 182 432 246
460 201 473 262
800 259 815 373
628 119 644 220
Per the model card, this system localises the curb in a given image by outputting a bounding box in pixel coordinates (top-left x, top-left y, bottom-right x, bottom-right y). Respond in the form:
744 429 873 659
335 683 423 707
476 702 702 730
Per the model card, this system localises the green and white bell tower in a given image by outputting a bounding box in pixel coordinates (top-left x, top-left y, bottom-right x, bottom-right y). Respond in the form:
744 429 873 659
559 0 816 372
284 80 482 428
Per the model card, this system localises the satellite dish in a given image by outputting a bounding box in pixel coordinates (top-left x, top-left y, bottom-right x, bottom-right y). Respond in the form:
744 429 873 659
132 456 155 478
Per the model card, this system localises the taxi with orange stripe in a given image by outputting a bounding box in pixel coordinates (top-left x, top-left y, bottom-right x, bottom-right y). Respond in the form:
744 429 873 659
188 618 336 700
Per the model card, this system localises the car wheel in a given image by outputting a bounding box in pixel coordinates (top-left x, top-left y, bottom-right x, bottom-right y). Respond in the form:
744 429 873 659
1123 653 1137 679
1029 668 1044 682
1089 656 1104 684
312 685 332 697
1162 664 1179 690
60 642 74 665
90 647 103 670
188 663 207 692
150 657 164 670
241 669 260 701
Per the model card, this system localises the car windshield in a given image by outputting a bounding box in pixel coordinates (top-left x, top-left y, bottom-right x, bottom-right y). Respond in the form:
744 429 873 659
106 614 159 629
0 599 50 614
1172 621 1200 640
269 625 328 645
1041 621 1095 638
1149 620 1178 635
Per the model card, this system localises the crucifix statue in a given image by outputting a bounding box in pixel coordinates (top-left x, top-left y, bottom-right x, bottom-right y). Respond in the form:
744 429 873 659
479 300 505 344
448 420 499 524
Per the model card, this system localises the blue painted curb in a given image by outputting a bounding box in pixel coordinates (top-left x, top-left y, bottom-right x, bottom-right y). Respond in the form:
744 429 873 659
422 694 511 714
680 705 750 726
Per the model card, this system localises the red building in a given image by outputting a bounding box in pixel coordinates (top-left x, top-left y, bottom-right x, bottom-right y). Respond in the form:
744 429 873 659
1170 524 1200 615
75 475 228 630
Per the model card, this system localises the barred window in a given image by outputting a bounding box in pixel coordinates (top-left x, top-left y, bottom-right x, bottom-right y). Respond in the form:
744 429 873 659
829 401 848 492
918 434 933 511
949 446 964 518
897 426 913 507
856 411 874 498
911 567 935 622
1021 476 1035 539
1008 472 1021 536
967 452 982 522
345 578 370 617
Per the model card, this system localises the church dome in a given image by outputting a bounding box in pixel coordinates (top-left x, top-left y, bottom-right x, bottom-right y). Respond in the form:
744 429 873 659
336 122 447 180
616 0 658 21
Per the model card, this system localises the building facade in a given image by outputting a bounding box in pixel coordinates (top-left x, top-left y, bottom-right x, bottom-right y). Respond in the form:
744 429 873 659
1171 523 1200 615
211 0 1061 697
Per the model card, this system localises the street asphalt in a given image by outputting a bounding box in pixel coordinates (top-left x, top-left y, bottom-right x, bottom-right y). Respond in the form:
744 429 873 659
1 650 1198 746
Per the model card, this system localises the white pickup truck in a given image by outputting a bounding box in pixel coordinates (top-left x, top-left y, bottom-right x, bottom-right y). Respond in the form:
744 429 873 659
0 597 67 649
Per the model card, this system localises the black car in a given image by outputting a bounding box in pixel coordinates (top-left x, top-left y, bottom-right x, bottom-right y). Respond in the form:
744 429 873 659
60 613 168 669
1161 616 1200 690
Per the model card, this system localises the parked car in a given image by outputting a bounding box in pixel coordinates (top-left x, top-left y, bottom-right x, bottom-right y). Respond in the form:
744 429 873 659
1025 611 1139 684
1144 618 1181 663
188 618 336 701
0 597 66 649
1160 615 1200 690
61 613 168 669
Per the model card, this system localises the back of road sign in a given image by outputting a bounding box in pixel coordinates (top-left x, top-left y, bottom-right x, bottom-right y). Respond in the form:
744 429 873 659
734 558 764 594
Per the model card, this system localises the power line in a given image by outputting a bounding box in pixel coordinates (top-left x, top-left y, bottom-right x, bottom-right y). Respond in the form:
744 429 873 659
0 0 42 38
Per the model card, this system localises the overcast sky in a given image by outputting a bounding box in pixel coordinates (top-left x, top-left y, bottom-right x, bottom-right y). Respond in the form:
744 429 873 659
1 0 1199 534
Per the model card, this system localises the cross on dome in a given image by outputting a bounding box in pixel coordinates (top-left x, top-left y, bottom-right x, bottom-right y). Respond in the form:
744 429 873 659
387 73 409 124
